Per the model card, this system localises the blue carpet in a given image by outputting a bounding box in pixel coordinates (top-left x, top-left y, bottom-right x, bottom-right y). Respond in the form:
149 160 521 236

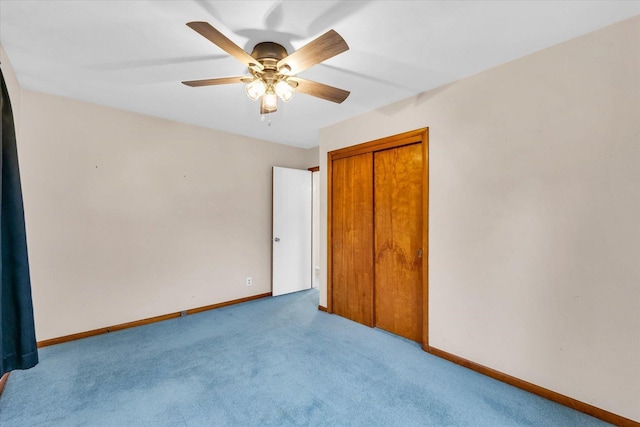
0 289 609 426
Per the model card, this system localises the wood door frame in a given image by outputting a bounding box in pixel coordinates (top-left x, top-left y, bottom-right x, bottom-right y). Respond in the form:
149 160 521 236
327 128 429 349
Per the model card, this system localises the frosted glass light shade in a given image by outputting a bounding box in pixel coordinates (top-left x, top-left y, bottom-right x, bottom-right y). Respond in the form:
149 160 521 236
275 80 295 102
262 92 278 112
245 79 266 100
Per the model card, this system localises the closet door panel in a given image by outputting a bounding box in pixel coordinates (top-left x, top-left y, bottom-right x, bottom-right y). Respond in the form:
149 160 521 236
331 153 374 326
374 143 423 342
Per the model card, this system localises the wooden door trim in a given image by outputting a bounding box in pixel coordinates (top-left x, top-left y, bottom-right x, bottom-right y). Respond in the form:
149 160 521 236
421 129 429 350
329 129 425 161
327 128 429 348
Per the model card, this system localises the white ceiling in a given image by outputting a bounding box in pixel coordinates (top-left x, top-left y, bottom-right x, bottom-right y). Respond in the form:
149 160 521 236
1 1 638 149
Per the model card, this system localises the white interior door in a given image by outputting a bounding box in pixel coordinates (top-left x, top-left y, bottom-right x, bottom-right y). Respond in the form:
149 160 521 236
272 167 312 296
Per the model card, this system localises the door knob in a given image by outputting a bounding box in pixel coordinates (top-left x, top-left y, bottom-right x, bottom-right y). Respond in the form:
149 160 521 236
274 237 280 242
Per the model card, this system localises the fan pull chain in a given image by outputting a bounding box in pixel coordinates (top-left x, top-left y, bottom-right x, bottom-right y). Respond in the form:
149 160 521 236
261 111 272 126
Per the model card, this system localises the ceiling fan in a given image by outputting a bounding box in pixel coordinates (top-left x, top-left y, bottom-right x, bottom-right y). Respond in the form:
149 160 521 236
182 22 350 115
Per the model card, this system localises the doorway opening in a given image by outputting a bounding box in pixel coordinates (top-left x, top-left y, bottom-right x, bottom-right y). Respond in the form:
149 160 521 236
311 168 320 289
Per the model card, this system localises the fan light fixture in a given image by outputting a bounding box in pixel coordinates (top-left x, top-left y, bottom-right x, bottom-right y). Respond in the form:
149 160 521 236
182 22 351 116
245 79 266 100
261 90 278 112
275 80 295 102
246 78 295 113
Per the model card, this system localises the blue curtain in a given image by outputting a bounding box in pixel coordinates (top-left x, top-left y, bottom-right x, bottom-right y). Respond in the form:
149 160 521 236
0 67 38 377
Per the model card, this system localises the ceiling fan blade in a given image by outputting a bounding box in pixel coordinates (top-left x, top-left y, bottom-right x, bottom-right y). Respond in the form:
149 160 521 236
289 77 350 103
277 30 348 74
186 22 263 70
182 76 252 87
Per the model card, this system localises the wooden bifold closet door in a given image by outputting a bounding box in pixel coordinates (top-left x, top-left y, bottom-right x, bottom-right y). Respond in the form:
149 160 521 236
374 143 423 342
331 153 374 326
329 129 427 344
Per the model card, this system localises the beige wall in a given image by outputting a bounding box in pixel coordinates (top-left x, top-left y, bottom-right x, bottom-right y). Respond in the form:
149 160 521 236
304 146 320 168
319 17 640 421
14 89 313 341
1 44 21 137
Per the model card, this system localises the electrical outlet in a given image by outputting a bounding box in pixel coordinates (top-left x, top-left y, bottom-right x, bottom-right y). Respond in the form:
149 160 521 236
246 277 252 286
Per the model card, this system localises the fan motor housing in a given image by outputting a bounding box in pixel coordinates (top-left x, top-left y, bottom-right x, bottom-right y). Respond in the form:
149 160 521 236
251 42 288 70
